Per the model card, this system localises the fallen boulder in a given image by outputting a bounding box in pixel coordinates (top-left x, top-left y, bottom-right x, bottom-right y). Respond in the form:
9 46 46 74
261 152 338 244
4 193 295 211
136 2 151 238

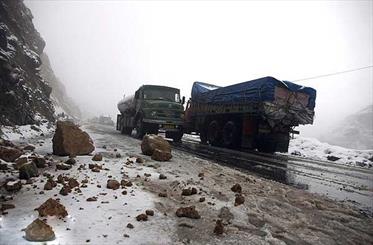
141 135 172 161
19 162 38 179
231 184 242 193
64 157 76 165
44 179 57 190
175 206 201 219
107 179 120 190
52 121 95 156
56 163 72 171
5 180 22 192
92 153 103 161
24 218 55 242
234 194 245 206
31 156 47 168
214 220 224 235
68 178 79 189
136 213 148 221
36 198 68 217
182 187 197 196
151 148 172 162
0 146 23 162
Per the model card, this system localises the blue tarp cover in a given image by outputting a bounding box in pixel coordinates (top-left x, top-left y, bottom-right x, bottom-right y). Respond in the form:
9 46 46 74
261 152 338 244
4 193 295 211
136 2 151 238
191 76 316 109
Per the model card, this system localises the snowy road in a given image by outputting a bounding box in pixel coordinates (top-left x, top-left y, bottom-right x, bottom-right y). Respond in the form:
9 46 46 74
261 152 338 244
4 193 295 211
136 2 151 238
1 123 373 244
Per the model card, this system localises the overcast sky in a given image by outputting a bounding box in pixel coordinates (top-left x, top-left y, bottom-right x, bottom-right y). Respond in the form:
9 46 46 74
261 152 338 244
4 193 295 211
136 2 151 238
25 0 372 138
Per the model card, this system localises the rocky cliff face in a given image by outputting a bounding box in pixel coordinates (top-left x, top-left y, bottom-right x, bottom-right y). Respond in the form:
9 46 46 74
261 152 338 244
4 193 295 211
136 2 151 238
0 0 54 126
40 53 81 120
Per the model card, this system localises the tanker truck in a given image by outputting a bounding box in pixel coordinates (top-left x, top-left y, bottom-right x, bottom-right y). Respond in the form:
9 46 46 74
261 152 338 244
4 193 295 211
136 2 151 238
116 85 185 141
184 76 317 152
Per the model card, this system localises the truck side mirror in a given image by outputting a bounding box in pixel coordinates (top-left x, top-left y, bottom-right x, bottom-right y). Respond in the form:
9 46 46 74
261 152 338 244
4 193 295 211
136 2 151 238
182 96 185 105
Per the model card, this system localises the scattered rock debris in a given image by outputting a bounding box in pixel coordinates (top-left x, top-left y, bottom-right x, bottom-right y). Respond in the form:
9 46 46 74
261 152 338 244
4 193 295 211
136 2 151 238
44 179 57 190
158 193 167 197
175 206 201 219
231 183 242 193
234 194 245 206
136 213 148 221
159 174 167 180
182 187 197 196
145 209 154 216
59 185 72 196
5 180 22 192
107 179 120 190
92 153 103 161
36 198 68 217
213 220 224 235
86 197 97 202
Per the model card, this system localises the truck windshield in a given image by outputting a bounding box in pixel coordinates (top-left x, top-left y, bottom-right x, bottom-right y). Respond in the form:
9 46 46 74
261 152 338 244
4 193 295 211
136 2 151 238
143 89 180 102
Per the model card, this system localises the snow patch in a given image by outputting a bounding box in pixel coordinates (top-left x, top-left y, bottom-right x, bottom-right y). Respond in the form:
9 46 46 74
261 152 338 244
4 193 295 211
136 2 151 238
1 121 54 142
286 136 373 168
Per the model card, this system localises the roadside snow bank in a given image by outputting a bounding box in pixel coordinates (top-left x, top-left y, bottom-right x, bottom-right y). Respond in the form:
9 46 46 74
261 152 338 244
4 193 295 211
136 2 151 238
0 122 54 141
288 136 373 168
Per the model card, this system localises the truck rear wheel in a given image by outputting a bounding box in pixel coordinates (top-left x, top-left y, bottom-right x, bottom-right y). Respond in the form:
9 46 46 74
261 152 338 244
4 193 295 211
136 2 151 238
207 120 222 146
222 121 240 149
123 127 133 135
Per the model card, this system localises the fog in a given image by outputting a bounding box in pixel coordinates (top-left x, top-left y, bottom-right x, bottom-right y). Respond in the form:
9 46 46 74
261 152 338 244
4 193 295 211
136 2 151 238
25 0 372 138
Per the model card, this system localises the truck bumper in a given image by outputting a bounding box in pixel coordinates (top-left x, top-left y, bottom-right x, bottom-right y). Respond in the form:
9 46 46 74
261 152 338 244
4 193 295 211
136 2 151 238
142 118 183 132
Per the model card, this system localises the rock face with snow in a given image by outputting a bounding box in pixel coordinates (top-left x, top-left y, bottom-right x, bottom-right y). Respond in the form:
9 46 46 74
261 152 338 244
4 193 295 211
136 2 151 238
39 53 81 120
0 0 54 126
52 121 95 156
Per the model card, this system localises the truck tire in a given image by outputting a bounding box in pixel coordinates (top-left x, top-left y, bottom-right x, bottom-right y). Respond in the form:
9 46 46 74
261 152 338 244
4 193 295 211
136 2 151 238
207 120 222 146
123 127 133 135
166 131 183 143
135 119 145 139
199 130 207 144
222 121 240 149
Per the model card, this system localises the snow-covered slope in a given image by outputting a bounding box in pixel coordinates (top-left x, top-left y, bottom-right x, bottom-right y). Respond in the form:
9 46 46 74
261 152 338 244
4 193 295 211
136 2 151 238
321 104 373 150
288 136 373 168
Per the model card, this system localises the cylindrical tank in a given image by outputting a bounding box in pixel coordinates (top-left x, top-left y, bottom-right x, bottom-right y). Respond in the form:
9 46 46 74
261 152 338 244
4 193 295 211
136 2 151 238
117 95 135 114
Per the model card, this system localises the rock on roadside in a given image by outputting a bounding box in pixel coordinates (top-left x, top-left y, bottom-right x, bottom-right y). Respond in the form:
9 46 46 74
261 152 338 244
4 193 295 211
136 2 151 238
175 206 201 219
0 146 23 162
141 134 172 161
36 198 68 217
52 121 95 156
107 179 120 190
24 219 55 242
19 162 38 180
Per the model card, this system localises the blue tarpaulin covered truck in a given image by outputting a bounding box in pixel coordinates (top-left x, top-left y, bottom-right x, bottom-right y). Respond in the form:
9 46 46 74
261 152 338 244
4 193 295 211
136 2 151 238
184 76 317 152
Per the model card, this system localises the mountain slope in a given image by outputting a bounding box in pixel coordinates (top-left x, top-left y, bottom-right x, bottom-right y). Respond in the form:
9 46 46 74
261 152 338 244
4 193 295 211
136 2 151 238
0 0 54 126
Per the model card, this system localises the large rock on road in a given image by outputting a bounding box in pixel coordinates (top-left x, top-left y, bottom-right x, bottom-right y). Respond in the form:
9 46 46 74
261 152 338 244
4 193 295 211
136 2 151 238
141 134 172 161
52 121 95 156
